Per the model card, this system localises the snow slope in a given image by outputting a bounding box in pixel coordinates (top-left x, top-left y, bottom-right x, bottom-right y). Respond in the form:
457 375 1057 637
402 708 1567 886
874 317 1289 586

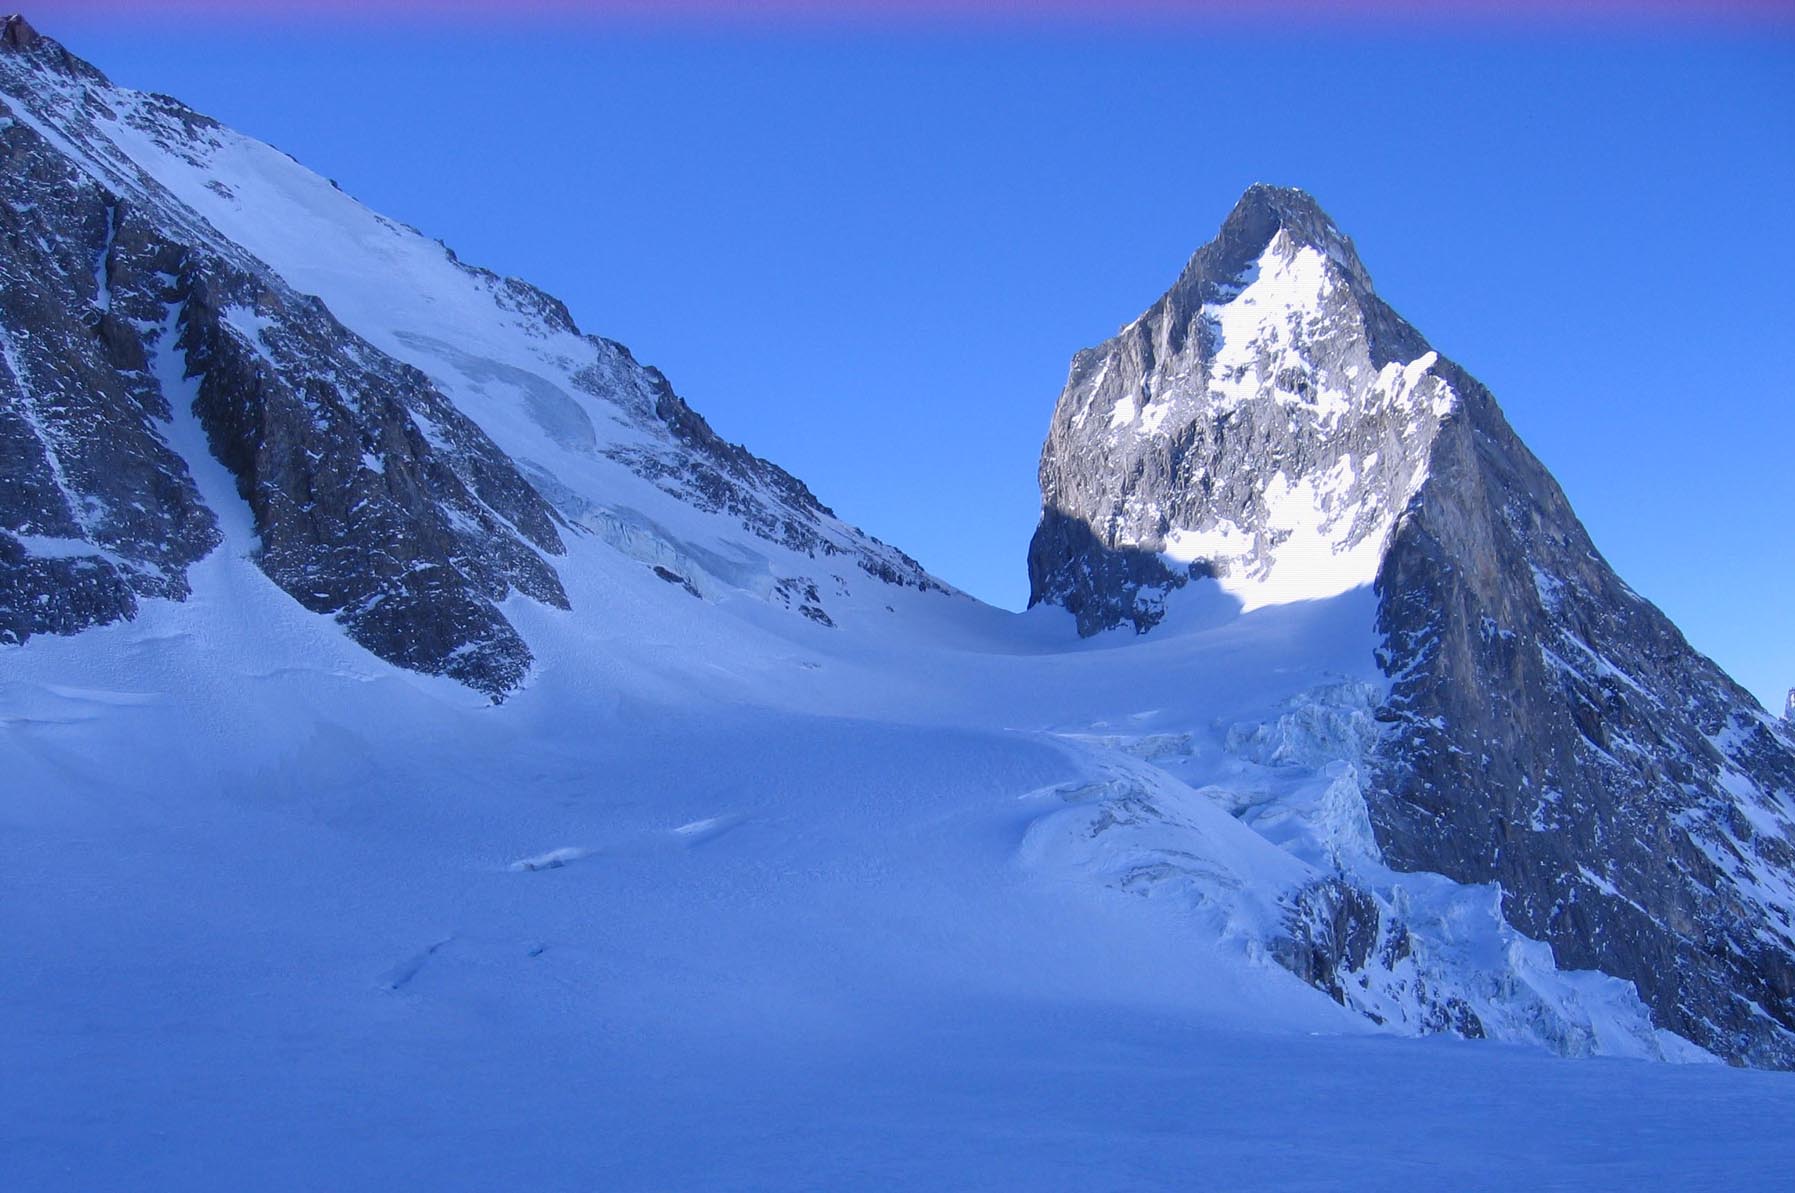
7 533 1787 1188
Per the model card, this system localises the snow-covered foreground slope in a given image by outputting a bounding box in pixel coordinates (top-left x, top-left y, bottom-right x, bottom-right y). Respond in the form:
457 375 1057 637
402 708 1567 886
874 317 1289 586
7 535 1793 1189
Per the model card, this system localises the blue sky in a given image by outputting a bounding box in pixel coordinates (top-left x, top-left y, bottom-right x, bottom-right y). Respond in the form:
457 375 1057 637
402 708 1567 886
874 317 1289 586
46 11 1795 710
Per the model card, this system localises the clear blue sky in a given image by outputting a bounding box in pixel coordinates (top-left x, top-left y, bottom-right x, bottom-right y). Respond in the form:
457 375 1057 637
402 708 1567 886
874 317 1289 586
44 8 1795 711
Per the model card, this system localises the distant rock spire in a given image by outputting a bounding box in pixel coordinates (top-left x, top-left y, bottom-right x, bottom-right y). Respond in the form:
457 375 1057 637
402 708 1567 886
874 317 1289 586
1785 688 1794 722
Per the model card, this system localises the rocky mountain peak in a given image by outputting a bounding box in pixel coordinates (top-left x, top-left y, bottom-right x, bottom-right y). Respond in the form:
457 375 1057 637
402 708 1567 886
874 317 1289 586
0 13 103 84
1028 185 1441 635
1028 185 1795 1066
2 13 40 51
1785 687 1794 721
1203 182 1373 292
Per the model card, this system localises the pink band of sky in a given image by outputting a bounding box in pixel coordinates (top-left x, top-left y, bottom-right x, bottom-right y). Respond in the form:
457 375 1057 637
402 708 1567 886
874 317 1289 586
28 0 1795 30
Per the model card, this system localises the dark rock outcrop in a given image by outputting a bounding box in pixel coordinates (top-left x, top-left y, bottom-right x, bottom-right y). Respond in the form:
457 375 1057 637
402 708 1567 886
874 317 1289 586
1276 877 1486 1040
2 12 39 51
173 269 571 697
1373 358 1795 1067
612 359 944 593
1 101 219 643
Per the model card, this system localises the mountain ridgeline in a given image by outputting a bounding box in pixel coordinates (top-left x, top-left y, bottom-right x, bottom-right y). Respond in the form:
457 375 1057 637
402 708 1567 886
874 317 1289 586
1027 184 1795 1066
0 14 939 697
5 14 1795 1069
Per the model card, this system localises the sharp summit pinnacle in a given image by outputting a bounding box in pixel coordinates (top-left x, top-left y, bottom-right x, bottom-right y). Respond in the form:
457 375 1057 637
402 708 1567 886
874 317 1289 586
1 13 39 51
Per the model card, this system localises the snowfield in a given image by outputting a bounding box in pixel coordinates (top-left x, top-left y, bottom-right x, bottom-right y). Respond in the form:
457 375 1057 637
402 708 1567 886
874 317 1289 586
6 540 1793 1190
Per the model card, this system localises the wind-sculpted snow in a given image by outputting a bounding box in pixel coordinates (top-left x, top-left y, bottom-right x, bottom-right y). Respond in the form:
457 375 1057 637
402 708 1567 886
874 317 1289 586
0 20 944 697
1030 183 1795 1066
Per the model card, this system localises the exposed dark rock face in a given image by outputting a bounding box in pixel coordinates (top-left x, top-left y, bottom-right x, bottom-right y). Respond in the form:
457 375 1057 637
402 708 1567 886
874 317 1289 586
1026 513 1191 636
173 270 570 698
1 94 219 643
1276 877 1485 1040
2 12 39 51
1374 363 1795 1067
1030 184 1795 1066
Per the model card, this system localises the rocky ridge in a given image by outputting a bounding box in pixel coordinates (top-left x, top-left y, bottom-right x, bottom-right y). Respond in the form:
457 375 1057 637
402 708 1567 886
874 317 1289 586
0 16 941 698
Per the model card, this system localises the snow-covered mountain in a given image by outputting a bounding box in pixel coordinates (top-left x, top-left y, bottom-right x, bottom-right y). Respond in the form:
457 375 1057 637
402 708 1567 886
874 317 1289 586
7 15 1795 1188
1029 182 1795 1066
0 13 939 698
